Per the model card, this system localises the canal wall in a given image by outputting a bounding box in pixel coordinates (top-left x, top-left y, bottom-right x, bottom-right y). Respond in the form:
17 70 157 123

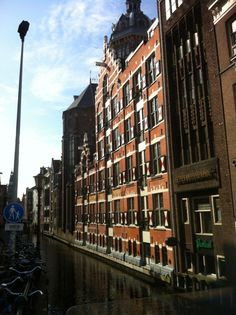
43 230 228 292
43 230 170 288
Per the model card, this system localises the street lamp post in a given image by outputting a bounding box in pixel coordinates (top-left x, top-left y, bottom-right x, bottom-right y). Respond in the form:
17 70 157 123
34 172 44 254
12 21 30 202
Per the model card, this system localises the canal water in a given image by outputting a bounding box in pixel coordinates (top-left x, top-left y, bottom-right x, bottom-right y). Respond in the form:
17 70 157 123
40 236 236 315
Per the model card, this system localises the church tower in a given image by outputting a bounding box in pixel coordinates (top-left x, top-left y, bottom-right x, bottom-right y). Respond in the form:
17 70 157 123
109 0 152 61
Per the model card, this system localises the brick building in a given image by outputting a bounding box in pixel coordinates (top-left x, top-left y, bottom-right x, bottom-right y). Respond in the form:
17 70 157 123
74 1 174 282
61 82 97 234
158 0 235 285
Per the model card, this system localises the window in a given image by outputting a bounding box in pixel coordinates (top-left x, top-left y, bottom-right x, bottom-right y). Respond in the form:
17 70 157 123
136 108 145 142
114 200 121 224
89 203 95 223
113 162 120 187
152 193 165 227
138 150 146 185
97 112 103 132
182 198 189 224
162 247 168 265
148 96 163 128
126 156 133 183
151 142 161 175
211 195 222 224
165 0 183 20
146 54 156 85
105 104 111 125
68 136 74 167
125 117 133 142
113 127 120 150
133 69 142 102
98 202 105 224
152 193 171 228
123 82 130 106
98 140 104 160
98 170 105 191
193 198 213 234
228 16 236 58
103 75 109 101
112 96 119 118
89 174 95 193
155 245 160 264
185 250 193 271
127 197 136 225
217 256 226 278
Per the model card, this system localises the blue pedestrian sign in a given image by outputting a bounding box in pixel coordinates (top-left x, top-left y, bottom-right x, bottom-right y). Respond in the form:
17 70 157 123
3 203 24 223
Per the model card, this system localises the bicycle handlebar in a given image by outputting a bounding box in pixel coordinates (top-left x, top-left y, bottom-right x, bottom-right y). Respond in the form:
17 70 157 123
9 266 42 276
1 287 43 298
0 276 23 287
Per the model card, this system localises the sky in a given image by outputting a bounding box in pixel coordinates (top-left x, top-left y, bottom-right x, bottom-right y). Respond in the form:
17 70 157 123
0 0 157 198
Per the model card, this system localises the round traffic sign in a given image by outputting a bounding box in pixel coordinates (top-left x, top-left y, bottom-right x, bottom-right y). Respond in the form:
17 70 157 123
3 203 24 223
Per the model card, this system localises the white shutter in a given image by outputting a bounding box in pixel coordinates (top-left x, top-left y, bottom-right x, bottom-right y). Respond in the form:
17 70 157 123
158 106 163 122
130 126 134 138
142 75 146 88
156 60 160 76
132 167 136 180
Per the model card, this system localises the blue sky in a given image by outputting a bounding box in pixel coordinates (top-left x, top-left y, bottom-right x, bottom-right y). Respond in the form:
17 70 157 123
0 0 157 197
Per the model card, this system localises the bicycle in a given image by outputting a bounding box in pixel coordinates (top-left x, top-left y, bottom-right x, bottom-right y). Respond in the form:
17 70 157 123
0 266 44 315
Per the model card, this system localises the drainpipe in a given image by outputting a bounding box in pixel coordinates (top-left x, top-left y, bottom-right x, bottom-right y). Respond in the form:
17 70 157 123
157 0 180 281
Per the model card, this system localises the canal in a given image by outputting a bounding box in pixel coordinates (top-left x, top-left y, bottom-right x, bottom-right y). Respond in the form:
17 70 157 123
40 236 236 315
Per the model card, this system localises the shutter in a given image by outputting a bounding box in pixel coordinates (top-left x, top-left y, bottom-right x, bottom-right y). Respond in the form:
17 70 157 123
148 211 153 226
156 60 160 76
132 167 136 180
119 173 122 185
158 106 163 122
123 171 126 183
164 210 169 227
120 99 123 109
159 155 167 173
146 162 150 176
124 212 127 225
130 126 134 139
129 89 133 101
121 134 125 145
142 75 146 88
144 117 148 130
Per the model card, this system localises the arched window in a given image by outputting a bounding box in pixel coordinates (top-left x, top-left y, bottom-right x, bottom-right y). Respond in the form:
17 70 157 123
155 245 160 264
162 246 168 265
128 240 132 255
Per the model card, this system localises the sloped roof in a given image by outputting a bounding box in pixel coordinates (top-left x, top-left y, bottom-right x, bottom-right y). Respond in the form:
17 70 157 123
66 82 97 111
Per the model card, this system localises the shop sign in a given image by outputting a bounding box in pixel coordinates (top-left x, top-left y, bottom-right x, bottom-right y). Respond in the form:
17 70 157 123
196 238 213 250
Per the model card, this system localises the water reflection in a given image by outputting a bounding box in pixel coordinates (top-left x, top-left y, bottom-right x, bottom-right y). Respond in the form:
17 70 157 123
41 237 236 315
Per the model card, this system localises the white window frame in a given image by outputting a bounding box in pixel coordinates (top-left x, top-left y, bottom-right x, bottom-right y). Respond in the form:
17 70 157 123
211 195 222 225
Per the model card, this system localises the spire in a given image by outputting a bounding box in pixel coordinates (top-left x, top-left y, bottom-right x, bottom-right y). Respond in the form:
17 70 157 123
126 0 141 14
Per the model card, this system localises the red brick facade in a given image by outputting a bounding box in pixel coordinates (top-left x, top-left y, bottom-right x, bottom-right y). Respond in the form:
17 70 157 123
74 19 173 282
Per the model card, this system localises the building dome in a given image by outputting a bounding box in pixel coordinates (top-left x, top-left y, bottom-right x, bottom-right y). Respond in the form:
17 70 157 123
109 0 152 61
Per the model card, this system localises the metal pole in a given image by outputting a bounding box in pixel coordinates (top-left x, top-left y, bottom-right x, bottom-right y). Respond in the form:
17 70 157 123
12 21 29 202
37 188 41 255
12 38 24 202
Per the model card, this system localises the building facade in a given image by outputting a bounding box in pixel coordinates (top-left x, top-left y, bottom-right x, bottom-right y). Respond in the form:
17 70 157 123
158 0 236 285
61 83 97 234
74 2 174 282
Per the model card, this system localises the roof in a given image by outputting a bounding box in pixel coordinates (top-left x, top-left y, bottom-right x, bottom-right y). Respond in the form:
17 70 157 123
66 82 97 111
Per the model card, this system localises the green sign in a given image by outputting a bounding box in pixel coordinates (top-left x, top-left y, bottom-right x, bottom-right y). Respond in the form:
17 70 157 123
196 238 213 250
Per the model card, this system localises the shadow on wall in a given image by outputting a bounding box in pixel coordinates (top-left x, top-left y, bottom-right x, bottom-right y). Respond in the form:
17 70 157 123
224 241 236 284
